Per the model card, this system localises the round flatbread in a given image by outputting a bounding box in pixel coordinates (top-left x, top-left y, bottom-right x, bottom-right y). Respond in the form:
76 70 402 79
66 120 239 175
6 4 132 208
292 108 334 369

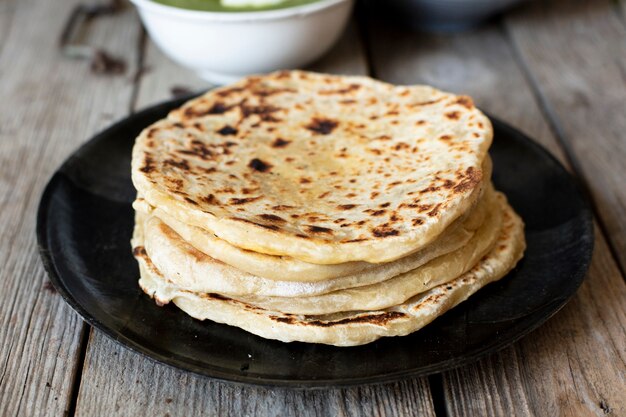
134 192 483 282
133 176 490 283
131 70 493 264
135 194 525 346
134 188 495 298
232 192 502 314
136 190 502 313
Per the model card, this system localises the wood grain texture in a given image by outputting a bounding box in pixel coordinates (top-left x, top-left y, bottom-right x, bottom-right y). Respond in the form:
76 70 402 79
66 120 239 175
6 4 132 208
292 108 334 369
443 228 626 417
73 22 437 417
366 14 626 417
76 332 435 417
0 0 140 415
504 0 626 273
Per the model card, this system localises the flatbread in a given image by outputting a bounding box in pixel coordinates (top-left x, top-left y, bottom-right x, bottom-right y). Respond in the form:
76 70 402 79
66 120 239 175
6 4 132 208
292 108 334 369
230 192 502 314
134 190 481 282
131 70 493 264
134 177 490 283
135 194 525 346
136 189 502 313
135 187 496 298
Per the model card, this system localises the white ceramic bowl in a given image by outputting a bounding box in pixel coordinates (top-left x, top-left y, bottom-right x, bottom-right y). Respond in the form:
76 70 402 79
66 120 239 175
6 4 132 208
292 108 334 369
130 0 354 84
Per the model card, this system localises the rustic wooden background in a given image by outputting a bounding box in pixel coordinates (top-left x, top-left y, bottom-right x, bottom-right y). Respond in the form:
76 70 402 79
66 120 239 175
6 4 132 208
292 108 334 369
1 0 625 415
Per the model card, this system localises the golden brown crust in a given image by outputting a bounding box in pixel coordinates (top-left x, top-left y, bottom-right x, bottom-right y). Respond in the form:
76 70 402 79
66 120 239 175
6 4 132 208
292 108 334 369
132 71 493 263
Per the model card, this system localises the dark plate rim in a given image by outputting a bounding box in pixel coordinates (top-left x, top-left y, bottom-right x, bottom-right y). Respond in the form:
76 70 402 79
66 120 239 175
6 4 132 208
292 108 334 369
36 97 594 389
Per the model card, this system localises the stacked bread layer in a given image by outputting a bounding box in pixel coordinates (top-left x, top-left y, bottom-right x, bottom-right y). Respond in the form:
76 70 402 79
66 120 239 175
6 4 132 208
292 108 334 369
130 71 525 346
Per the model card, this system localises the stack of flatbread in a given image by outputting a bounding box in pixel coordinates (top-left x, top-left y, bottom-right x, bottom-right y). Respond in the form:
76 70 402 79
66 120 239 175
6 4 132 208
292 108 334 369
130 71 525 346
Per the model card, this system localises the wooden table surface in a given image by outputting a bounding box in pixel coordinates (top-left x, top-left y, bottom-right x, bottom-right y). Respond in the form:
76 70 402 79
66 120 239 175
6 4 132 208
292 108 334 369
1 0 625 415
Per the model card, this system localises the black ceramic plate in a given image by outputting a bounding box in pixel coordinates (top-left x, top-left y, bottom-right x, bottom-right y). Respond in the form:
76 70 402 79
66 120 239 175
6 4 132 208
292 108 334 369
37 96 593 388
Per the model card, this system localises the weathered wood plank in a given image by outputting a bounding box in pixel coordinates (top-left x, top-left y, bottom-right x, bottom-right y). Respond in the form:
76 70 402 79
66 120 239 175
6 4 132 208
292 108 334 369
367 16 626 417
443 229 626 417
74 21 437 417
504 0 626 273
0 0 140 416
76 331 435 417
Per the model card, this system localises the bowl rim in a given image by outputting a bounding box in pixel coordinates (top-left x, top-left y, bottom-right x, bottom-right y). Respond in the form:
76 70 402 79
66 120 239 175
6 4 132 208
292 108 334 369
129 0 352 21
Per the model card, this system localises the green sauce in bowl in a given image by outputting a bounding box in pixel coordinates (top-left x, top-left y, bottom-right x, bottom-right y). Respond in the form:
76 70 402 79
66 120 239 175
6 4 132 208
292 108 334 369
152 0 321 12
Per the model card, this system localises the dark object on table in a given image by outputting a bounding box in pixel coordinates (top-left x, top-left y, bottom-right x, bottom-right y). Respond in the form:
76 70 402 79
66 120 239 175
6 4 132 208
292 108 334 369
90 49 127 75
59 1 127 75
37 95 593 388
363 0 525 31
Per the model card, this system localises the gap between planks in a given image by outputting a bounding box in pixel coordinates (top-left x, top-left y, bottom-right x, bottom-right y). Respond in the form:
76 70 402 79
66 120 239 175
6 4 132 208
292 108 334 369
66 325 91 417
128 26 148 116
